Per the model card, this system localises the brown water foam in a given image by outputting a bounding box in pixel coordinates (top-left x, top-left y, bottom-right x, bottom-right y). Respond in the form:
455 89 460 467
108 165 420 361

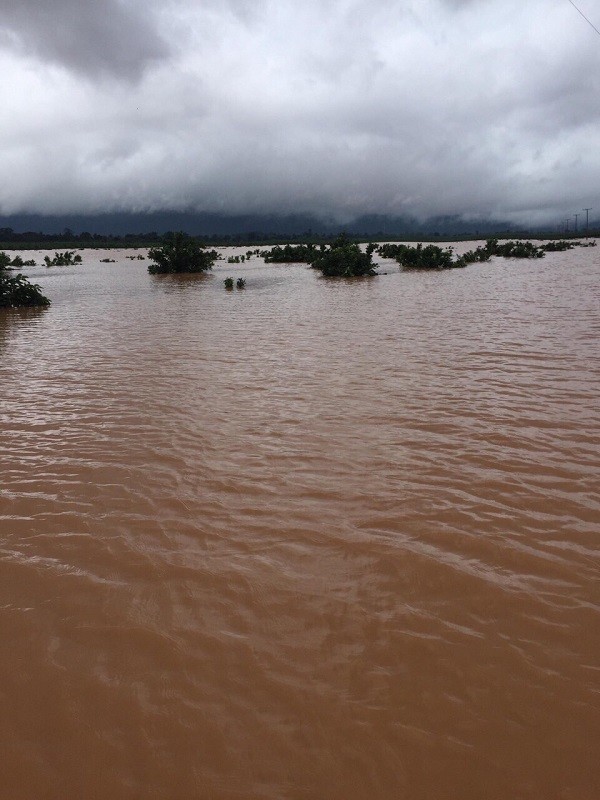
1 245 599 799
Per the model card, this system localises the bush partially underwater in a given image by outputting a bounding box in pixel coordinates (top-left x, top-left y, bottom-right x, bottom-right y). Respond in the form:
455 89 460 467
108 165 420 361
309 235 377 277
148 232 218 274
44 251 82 267
377 238 593 270
0 270 50 308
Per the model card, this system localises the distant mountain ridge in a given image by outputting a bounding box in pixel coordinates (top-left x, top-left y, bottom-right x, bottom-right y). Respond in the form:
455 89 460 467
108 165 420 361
0 211 517 239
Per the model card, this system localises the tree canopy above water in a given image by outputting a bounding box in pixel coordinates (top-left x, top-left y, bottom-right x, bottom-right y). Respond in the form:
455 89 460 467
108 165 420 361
310 234 377 277
261 243 316 263
0 268 50 308
147 232 218 274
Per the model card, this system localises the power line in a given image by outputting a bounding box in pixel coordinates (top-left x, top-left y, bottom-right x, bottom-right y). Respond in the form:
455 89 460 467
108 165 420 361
566 0 600 37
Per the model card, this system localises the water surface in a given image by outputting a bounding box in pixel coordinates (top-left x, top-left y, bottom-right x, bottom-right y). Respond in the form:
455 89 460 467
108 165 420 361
1 244 599 799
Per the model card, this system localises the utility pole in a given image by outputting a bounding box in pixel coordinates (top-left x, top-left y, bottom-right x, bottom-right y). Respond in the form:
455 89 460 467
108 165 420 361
565 218 570 233
574 213 579 233
583 208 592 236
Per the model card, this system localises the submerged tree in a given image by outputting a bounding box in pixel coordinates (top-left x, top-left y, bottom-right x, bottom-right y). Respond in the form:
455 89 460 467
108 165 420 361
9 254 37 267
484 239 544 259
0 251 36 268
44 251 82 267
148 232 218 274
378 243 459 270
310 235 377 277
378 242 454 269
0 271 50 307
261 243 316 263
539 240 576 252
377 236 596 271
454 245 491 268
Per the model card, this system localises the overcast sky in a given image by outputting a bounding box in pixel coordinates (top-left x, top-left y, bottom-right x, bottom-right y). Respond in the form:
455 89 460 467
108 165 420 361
1 0 599 225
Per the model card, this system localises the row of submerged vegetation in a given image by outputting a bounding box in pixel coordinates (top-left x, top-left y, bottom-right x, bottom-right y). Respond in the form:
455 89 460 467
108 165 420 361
373 237 595 271
1 247 84 308
144 233 379 278
1 249 85 269
255 236 595 275
1 233 596 309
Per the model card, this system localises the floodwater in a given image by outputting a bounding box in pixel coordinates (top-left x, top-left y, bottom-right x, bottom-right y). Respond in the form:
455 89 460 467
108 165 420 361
1 243 599 799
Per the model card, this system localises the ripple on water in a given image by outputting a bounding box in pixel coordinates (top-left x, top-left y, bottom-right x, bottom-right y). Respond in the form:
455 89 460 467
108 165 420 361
0 246 599 799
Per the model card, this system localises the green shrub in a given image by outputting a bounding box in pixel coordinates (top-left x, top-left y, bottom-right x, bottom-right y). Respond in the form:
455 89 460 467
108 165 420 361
454 245 491 267
540 240 576 252
377 243 408 260
262 243 316 263
485 239 544 259
310 235 376 277
148 232 217 274
380 238 592 267
396 243 457 270
1 254 37 267
224 277 234 289
44 251 82 267
0 272 50 307
236 277 246 289
378 242 459 269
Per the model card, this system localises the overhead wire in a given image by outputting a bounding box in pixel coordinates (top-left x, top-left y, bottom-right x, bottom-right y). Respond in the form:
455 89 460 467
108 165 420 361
566 0 600 37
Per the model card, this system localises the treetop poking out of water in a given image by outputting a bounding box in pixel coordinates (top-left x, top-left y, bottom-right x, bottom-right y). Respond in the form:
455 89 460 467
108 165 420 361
0 270 50 308
147 232 218 274
309 234 377 277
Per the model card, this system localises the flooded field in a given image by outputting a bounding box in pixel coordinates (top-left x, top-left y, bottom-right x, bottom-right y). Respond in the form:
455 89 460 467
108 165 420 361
1 243 599 799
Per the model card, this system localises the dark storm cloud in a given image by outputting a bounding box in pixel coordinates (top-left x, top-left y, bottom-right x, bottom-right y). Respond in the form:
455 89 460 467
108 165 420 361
0 0 599 224
0 0 169 79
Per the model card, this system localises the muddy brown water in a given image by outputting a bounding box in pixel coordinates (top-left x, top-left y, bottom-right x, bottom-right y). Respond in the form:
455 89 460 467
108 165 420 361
1 244 599 799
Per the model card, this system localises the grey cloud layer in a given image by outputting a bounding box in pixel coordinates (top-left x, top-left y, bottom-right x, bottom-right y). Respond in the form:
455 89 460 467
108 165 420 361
0 0 598 223
0 0 168 78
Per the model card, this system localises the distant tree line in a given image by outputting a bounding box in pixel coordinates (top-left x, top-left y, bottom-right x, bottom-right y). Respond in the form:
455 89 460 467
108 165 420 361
3 224 597 250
